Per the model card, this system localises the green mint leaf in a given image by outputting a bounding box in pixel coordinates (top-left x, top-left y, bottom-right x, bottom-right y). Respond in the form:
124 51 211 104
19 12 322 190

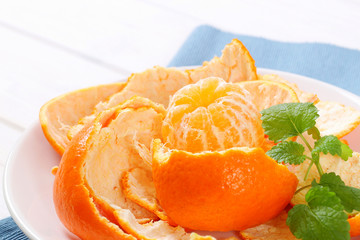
341 143 353 161
312 135 353 161
313 173 360 213
266 141 306 165
260 102 319 143
287 185 350 240
307 126 321 140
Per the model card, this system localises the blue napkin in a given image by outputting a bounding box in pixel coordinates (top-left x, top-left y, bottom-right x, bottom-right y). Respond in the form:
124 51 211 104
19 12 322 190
2 24 360 240
0 217 28 240
169 25 360 95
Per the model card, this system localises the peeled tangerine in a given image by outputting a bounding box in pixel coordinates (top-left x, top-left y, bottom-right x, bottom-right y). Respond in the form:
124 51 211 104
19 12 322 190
162 77 265 153
155 77 299 231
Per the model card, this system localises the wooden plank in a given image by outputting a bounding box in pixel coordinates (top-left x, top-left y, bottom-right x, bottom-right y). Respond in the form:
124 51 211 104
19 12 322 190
0 0 200 72
0 25 126 129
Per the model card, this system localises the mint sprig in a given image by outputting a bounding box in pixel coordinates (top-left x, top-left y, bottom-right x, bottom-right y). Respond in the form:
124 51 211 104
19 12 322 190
260 102 359 240
260 102 319 143
307 126 321 140
287 185 350 240
266 141 306 165
313 173 360 213
313 135 353 161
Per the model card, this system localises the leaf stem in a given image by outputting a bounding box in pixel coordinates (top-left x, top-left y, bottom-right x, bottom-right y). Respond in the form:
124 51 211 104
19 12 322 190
315 162 324 176
304 161 314 181
294 184 312 195
299 133 313 151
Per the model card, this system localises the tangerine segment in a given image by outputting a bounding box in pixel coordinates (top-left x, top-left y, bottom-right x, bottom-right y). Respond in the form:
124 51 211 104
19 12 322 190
188 39 257 83
152 139 298 231
259 74 319 103
162 77 264 153
39 82 125 154
237 80 299 111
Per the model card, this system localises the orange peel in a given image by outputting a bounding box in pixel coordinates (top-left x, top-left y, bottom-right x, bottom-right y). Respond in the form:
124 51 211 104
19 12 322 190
237 79 299 111
152 139 298 231
315 101 360 138
39 82 125 154
259 74 319 103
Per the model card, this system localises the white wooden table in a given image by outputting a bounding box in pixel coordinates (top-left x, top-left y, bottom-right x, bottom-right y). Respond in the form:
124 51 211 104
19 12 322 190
1 0 360 220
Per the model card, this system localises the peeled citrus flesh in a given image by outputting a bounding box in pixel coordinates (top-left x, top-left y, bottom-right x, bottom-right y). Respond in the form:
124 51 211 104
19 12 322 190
152 139 298 231
162 77 265 153
39 82 125 154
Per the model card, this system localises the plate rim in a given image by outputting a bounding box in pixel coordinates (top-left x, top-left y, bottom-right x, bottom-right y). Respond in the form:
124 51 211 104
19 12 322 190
3 67 360 240
3 121 41 240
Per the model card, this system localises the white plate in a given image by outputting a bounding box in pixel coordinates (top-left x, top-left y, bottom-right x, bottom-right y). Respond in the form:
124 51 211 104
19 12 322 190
4 68 360 240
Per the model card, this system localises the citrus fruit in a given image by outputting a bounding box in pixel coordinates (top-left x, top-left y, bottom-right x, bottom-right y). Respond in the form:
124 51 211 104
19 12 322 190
237 80 299 111
259 74 319 103
39 82 125 154
67 39 258 147
162 77 265 153
152 139 298 231
188 39 257 83
54 96 228 240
